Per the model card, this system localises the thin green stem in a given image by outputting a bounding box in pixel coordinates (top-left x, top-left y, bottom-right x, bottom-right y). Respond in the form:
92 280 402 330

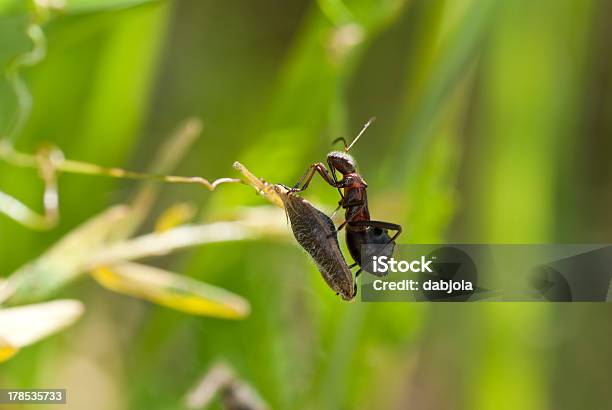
3 23 46 143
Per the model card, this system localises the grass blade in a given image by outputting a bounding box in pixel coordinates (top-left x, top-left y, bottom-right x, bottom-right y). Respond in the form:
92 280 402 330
0 299 84 362
91 263 250 319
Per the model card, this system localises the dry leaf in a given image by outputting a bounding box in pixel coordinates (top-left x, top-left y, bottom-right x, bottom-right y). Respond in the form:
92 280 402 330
0 299 84 362
91 263 250 319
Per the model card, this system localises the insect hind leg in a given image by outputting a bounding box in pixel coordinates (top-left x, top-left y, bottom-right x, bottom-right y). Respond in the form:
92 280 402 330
348 220 402 268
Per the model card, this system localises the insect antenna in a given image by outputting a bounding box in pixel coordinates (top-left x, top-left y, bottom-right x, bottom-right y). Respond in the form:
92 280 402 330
346 116 375 152
331 137 348 150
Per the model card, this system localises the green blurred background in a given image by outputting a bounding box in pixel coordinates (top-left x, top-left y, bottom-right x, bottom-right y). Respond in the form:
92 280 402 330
1 0 612 409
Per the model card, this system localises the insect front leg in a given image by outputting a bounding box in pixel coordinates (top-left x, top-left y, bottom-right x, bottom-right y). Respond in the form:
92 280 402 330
327 157 344 199
291 162 337 192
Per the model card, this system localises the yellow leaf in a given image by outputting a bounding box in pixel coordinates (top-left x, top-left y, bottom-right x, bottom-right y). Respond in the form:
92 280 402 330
91 263 250 319
155 202 197 233
0 206 130 305
0 337 18 363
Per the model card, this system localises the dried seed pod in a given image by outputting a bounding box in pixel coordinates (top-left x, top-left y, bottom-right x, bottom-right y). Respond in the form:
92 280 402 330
275 186 355 300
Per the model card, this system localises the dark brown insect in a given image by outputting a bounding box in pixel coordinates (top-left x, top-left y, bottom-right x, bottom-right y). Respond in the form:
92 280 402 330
290 118 402 277
275 186 355 300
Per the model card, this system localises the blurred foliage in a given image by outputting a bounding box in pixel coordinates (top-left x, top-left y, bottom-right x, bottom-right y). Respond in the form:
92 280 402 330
1 1 612 410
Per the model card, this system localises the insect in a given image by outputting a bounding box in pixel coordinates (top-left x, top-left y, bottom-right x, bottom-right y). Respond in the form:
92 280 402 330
274 185 355 300
290 118 402 277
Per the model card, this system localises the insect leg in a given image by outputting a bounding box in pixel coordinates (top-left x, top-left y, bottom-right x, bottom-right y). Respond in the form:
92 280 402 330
330 202 342 219
331 211 359 235
327 157 344 199
329 199 365 236
291 162 336 192
348 220 402 240
348 219 403 255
